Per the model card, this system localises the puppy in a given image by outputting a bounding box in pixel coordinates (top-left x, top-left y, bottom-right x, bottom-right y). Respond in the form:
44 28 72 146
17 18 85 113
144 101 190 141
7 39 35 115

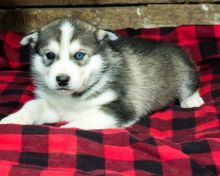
0 17 204 129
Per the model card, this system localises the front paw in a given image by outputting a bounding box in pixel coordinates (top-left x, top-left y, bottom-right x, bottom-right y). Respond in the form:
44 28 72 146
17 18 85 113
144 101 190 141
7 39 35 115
0 112 32 125
60 123 76 129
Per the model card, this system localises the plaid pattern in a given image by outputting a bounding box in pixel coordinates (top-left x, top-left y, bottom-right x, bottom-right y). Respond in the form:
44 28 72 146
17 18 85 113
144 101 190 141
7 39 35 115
0 25 220 176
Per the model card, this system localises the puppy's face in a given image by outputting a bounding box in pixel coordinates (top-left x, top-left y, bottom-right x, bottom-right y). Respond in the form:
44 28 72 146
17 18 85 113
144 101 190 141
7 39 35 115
20 18 118 95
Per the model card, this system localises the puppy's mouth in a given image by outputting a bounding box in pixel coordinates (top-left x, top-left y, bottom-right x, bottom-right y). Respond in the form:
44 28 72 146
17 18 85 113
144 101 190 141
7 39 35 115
54 79 87 96
57 87 69 90
55 87 75 95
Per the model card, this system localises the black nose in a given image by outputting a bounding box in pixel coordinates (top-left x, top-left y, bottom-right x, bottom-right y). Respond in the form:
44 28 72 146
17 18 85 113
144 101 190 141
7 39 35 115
56 74 70 87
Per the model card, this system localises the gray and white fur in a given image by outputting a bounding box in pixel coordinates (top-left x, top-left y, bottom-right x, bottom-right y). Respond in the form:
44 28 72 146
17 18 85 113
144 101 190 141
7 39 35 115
0 17 204 129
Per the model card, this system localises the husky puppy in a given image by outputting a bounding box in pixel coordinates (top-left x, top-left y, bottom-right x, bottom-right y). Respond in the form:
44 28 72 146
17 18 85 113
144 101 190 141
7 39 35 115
0 18 204 129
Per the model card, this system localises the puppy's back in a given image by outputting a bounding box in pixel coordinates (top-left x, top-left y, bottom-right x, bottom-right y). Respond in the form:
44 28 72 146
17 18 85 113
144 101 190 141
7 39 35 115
108 38 198 117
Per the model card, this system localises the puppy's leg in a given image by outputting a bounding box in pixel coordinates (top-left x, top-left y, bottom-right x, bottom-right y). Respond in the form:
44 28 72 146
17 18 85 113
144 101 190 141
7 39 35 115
180 89 204 108
0 99 59 125
178 72 204 108
61 107 118 130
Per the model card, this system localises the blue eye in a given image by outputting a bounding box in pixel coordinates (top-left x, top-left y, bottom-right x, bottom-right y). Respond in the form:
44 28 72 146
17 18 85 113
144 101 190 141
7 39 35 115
74 52 85 60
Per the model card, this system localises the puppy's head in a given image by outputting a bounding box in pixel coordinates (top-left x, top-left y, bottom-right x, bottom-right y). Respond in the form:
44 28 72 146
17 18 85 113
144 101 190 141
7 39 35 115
20 18 119 95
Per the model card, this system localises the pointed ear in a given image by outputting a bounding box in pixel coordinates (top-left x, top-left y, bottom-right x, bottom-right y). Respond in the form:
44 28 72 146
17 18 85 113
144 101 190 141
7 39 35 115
20 31 38 47
96 29 119 41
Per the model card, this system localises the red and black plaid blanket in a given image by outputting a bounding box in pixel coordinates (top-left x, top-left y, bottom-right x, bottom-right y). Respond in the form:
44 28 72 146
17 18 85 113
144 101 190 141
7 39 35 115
0 25 220 176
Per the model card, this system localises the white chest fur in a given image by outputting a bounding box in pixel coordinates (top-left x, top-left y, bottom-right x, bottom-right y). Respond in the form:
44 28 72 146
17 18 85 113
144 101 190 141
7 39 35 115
36 89 117 123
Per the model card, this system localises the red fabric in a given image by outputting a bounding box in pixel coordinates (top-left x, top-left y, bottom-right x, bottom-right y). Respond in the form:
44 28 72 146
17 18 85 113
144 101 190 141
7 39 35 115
0 25 220 175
